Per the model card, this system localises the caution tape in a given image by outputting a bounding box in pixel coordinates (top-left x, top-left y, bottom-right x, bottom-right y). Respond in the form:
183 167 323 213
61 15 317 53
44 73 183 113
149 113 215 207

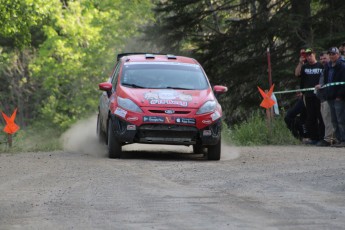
274 81 345 94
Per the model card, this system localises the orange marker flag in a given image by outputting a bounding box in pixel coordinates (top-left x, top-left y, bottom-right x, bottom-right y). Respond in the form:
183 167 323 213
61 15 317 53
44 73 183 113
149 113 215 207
257 84 276 109
1 108 20 134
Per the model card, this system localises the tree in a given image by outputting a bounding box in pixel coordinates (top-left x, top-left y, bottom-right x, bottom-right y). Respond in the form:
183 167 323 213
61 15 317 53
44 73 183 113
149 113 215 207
0 0 154 130
145 0 345 125
30 0 153 129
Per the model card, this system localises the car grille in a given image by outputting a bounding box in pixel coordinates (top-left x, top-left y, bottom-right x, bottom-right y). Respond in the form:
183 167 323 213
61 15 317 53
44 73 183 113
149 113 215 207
137 124 198 144
148 110 190 114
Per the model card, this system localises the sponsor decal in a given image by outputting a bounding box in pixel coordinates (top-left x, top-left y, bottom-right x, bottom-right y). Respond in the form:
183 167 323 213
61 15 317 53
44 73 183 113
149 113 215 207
144 91 192 107
143 116 165 123
175 117 196 125
178 94 192 101
150 99 188 107
126 117 139 121
144 92 159 100
114 107 127 118
203 130 212 136
158 91 177 100
211 111 220 121
202 120 212 124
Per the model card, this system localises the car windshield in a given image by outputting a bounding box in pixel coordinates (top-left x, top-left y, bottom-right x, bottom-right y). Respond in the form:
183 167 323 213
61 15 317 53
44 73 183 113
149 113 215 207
121 63 209 90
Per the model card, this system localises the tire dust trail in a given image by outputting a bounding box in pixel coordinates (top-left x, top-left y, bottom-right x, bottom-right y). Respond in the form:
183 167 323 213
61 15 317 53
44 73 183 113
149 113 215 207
61 115 240 160
61 115 106 157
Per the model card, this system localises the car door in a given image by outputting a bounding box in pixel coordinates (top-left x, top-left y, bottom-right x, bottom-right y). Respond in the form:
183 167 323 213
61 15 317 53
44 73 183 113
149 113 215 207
99 61 122 130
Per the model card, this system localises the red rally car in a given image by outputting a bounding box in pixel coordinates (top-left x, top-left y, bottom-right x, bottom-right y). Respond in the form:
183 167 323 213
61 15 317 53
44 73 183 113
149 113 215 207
97 53 227 160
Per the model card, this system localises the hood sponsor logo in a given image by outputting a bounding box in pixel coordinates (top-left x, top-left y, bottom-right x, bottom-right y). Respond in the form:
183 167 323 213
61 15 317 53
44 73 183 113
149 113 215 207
158 91 177 100
144 91 192 107
178 94 192 101
144 92 159 100
143 116 165 123
114 107 127 118
150 99 188 107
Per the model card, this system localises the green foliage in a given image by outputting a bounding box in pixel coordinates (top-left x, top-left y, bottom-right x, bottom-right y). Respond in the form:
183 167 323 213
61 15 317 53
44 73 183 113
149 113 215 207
0 0 56 48
0 0 154 131
224 110 300 146
27 0 154 130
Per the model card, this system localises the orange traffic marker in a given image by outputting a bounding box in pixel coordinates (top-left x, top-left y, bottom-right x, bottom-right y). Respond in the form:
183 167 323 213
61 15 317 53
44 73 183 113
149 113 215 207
257 84 276 109
1 108 20 134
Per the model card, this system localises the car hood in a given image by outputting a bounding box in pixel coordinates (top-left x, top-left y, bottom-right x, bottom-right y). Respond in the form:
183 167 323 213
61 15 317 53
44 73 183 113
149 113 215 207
119 87 215 109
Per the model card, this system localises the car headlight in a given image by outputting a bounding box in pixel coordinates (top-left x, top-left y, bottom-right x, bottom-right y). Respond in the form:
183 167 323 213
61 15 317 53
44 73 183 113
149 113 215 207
196 100 216 114
117 96 143 113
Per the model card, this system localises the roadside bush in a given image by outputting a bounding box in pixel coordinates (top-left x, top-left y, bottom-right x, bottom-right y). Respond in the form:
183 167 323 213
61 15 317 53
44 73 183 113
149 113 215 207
223 110 300 146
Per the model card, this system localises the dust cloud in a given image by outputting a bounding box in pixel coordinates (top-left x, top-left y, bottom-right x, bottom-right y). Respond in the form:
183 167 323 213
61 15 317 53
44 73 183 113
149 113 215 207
61 115 240 160
220 143 241 161
61 115 106 157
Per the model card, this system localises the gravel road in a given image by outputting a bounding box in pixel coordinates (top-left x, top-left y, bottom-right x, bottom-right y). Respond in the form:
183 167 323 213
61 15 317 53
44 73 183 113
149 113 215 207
0 117 344 230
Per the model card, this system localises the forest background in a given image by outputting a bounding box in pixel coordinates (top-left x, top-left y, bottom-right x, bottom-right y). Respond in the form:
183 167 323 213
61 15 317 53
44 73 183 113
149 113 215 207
1 0 345 141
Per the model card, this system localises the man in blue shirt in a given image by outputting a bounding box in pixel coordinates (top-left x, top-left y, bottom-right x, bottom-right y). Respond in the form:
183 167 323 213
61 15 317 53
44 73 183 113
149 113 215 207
323 47 345 147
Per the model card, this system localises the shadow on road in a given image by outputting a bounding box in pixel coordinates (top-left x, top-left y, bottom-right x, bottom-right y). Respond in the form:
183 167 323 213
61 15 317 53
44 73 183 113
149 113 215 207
118 149 206 161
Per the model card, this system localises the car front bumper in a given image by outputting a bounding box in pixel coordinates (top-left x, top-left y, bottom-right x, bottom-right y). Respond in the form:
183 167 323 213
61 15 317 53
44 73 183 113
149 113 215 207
110 114 221 146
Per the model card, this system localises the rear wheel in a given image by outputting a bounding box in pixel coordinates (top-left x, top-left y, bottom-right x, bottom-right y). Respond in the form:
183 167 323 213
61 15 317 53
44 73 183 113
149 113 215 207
108 118 122 159
97 113 106 144
207 138 221 160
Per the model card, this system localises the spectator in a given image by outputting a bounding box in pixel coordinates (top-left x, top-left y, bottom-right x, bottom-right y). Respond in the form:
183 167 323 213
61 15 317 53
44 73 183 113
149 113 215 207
315 51 336 146
296 48 325 145
294 48 307 78
339 41 345 58
323 47 345 147
284 92 308 140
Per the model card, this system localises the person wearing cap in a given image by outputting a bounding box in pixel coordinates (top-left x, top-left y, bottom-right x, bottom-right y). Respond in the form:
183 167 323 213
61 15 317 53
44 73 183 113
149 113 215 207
315 51 337 146
297 48 325 145
322 47 345 147
294 48 307 78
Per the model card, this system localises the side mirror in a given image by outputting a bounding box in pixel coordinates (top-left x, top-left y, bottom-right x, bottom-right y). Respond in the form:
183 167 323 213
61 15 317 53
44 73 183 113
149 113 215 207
99 82 112 91
213 85 228 96
99 82 112 97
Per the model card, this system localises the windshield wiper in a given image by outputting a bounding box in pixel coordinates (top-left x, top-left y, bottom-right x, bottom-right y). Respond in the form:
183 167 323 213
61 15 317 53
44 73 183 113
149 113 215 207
165 86 193 90
122 83 145 88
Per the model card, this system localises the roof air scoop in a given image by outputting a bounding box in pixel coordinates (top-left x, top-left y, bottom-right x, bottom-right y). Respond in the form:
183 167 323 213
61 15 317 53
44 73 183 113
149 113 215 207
167 54 177 59
145 54 155 59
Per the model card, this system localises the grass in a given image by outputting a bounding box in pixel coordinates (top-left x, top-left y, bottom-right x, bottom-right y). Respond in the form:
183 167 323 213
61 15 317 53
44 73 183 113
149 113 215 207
222 110 300 146
0 123 63 153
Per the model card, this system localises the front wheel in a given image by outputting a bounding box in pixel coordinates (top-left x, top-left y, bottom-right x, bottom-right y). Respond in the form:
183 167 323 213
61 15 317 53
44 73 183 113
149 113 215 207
193 143 205 154
107 118 122 159
207 139 221 160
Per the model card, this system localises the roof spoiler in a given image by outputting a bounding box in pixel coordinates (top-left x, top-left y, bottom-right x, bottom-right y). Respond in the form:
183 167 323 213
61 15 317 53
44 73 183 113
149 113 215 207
116 53 177 60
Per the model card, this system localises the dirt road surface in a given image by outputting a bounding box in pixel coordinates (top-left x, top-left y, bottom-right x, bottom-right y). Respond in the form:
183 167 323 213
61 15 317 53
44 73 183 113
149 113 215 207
0 116 344 230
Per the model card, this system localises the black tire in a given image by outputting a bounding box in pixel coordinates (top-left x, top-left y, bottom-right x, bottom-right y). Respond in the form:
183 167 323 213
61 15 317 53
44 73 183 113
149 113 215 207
207 138 221 160
97 113 106 144
107 118 122 159
193 143 205 154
